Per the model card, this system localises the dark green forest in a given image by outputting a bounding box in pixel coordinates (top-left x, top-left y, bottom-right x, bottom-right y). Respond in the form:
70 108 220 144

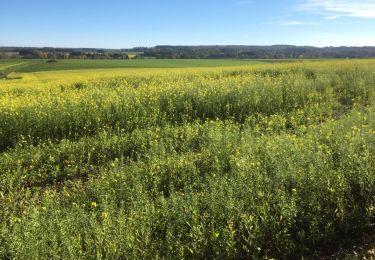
1 45 375 59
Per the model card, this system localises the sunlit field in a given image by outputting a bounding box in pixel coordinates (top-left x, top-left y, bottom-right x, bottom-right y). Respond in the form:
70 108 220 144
2 58 265 73
0 60 374 259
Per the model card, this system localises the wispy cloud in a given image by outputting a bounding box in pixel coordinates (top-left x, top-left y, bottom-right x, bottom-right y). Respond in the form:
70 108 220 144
272 20 321 26
301 0 375 18
324 15 343 20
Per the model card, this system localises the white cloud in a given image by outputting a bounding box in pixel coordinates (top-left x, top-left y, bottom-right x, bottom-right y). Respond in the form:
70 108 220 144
274 20 321 26
324 15 343 20
302 0 375 18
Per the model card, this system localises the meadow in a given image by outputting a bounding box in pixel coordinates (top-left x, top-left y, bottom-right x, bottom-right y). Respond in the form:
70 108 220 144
1 59 264 73
0 60 374 259
0 60 25 70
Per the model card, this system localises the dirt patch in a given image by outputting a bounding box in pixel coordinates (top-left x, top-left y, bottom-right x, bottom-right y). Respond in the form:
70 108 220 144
320 227 375 259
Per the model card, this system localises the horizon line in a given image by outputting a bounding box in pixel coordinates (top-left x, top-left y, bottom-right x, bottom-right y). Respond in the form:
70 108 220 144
2 44 375 50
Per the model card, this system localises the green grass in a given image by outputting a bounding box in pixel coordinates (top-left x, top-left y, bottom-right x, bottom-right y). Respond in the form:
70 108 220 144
14 59 265 72
0 60 37 79
0 60 29 70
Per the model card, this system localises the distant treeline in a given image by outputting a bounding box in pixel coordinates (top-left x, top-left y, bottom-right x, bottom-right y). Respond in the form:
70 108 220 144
139 45 375 59
1 45 375 59
0 47 135 59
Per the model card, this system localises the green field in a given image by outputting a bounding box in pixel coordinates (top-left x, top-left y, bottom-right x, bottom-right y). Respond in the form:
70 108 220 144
0 60 28 70
10 59 264 73
0 60 374 259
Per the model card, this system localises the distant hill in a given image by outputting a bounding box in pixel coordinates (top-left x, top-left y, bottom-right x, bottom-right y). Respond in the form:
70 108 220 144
1 45 375 59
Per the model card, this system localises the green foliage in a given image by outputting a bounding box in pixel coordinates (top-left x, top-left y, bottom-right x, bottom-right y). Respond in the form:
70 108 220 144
0 60 374 259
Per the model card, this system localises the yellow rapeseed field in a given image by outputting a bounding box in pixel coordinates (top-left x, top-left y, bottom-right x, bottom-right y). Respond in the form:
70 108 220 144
0 60 374 259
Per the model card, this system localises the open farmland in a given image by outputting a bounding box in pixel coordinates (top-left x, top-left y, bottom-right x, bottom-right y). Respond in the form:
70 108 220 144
0 60 25 70
7 59 265 73
0 60 374 258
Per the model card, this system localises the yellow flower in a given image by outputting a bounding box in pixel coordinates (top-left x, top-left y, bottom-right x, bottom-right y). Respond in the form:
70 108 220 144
102 212 108 219
91 202 97 208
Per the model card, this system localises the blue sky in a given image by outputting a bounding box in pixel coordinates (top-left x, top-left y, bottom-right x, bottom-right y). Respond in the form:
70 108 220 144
1 0 375 48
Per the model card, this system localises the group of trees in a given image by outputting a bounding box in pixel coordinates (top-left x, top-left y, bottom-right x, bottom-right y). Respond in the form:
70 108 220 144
0 52 20 59
0 47 133 60
1 45 375 59
139 45 375 59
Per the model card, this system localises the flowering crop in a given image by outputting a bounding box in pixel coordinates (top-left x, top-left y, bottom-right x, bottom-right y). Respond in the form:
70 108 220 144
0 60 374 259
